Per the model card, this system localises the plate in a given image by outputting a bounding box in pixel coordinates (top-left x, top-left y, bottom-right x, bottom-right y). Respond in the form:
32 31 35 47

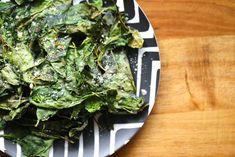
0 0 161 156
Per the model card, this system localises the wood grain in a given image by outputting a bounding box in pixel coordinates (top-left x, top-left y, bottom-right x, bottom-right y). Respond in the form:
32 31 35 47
154 35 235 114
112 0 235 157
113 110 235 157
137 0 235 39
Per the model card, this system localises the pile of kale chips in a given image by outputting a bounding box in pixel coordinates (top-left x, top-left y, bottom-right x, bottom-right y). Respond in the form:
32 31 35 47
0 0 145 156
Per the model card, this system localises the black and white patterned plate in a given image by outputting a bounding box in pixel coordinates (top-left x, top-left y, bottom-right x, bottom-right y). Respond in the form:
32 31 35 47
0 0 161 156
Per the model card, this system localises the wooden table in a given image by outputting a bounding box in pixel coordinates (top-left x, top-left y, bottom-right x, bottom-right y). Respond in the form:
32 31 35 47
112 0 235 157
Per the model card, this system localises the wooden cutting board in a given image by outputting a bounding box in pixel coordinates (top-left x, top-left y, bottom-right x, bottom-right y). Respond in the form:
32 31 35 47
112 0 235 157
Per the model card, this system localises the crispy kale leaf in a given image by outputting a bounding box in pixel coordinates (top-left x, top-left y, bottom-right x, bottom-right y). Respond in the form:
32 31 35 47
14 0 35 5
18 135 54 157
0 0 145 156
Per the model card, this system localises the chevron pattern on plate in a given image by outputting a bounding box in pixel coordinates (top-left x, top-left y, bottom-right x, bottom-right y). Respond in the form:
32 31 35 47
0 0 161 156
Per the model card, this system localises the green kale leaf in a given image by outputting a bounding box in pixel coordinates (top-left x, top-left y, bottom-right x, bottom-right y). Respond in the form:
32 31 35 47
0 0 146 156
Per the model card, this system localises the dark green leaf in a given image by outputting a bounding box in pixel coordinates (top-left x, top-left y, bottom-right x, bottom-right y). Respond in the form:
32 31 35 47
39 30 71 62
0 119 5 130
36 108 57 126
1 64 20 86
0 1 145 156
4 103 30 121
17 135 54 157
3 44 34 71
0 95 28 110
14 0 35 5
30 85 95 109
